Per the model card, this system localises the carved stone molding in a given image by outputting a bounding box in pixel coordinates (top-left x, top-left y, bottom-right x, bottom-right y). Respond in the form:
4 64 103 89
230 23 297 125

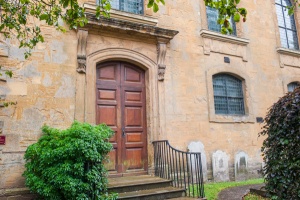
200 29 249 62
157 38 168 81
85 14 178 40
277 48 300 68
77 30 88 73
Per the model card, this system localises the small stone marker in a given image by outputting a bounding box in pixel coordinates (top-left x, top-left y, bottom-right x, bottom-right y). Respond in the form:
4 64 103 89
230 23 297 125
212 150 230 182
188 141 208 181
235 151 249 181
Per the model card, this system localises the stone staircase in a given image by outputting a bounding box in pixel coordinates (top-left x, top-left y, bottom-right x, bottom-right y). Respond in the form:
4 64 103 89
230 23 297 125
108 175 186 200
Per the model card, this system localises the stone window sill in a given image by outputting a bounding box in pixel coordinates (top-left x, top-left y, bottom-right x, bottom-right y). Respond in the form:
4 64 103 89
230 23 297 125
277 47 300 57
209 114 255 123
83 3 158 26
200 29 249 46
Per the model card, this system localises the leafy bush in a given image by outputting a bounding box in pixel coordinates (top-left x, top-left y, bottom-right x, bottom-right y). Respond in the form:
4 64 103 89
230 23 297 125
23 121 117 200
260 88 300 200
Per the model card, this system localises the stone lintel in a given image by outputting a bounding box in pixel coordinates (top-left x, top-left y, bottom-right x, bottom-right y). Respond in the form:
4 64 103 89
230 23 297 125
85 14 179 41
200 29 249 45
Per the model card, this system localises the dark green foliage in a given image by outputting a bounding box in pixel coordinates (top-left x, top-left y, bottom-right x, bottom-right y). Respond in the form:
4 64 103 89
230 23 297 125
260 87 300 200
23 121 117 200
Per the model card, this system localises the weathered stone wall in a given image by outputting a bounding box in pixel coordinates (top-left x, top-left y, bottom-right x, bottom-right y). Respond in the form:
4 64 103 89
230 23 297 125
0 26 78 188
1 0 300 188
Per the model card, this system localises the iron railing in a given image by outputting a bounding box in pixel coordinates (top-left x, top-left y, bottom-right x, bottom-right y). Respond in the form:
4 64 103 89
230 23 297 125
152 140 205 198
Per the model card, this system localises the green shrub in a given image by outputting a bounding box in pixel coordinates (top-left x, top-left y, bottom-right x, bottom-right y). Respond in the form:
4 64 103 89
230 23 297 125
260 87 300 200
23 121 117 200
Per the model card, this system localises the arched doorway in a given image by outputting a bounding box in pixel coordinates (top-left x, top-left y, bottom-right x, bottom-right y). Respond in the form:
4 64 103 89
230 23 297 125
96 61 148 176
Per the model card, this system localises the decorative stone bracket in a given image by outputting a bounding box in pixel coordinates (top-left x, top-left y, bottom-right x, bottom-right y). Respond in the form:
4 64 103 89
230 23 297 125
77 30 88 73
277 48 300 68
157 38 168 81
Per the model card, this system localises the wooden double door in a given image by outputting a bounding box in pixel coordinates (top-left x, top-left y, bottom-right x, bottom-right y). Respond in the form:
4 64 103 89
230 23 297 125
96 62 147 175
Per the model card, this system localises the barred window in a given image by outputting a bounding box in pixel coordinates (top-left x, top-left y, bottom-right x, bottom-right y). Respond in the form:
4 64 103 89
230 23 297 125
206 6 236 35
110 0 144 15
275 0 299 50
213 74 245 115
288 82 300 92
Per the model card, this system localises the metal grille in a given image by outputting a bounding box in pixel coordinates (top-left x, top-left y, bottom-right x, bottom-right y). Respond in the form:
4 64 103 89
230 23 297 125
288 82 299 92
213 74 245 115
275 0 299 50
206 6 236 35
110 0 144 15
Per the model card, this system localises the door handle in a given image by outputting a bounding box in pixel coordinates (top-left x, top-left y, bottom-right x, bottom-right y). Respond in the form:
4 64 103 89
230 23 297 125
122 128 126 137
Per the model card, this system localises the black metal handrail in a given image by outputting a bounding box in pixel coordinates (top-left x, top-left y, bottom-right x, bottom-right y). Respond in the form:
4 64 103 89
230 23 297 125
152 140 205 198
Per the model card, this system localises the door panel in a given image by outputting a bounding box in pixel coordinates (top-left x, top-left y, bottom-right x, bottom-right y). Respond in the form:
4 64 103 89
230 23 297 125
96 62 147 175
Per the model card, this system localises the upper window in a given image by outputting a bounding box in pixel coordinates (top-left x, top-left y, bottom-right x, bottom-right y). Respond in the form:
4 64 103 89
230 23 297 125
275 0 299 50
206 6 236 35
111 0 144 15
287 82 300 92
213 74 245 115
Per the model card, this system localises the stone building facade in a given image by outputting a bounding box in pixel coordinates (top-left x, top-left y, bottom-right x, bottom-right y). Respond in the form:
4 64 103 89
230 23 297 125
1 0 300 189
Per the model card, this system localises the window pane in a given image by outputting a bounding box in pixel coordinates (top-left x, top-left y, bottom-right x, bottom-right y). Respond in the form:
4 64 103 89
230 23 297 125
206 6 221 32
283 9 297 29
214 96 228 114
206 6 236 35
110 0 143 15
288 82 299 92
279 28 288 48
111 0 120 10
276 5 285 27
213 74 245 115
287 30 299 49
228 97 245 115
282 0 292 6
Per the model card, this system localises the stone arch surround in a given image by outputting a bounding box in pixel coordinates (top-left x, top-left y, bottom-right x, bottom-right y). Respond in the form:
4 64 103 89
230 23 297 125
74 47 163 144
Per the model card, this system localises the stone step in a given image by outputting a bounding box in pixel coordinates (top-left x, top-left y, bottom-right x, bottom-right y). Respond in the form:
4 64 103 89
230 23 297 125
108 175 173 193
117 186 186 200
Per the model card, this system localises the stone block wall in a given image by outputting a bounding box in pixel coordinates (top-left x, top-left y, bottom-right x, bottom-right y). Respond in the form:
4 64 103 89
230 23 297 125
1 0 300 188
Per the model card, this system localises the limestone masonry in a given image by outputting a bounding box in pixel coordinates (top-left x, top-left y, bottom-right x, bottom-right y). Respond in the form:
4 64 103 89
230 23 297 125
1 0 300 189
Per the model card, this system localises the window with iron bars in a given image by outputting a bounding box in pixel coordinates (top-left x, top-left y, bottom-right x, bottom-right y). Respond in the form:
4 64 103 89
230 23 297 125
110 0 144 15
213 74 245 115
288 82 300 92
206 6 237 36
275 0 299 50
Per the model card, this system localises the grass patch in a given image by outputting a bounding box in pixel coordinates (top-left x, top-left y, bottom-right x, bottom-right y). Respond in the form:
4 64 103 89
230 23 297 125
244 193 269 200
204 178 264 200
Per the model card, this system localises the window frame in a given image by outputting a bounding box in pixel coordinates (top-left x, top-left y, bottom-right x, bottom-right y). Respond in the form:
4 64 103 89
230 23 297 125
206 67 255 123
213 74 245 115
275 0 299 50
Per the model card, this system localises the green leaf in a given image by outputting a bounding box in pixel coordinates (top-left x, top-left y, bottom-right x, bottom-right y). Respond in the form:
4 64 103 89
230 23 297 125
39 14 49 20
153 2 159 12
5 70 13 78
233 13 240 22
147 0 154 8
